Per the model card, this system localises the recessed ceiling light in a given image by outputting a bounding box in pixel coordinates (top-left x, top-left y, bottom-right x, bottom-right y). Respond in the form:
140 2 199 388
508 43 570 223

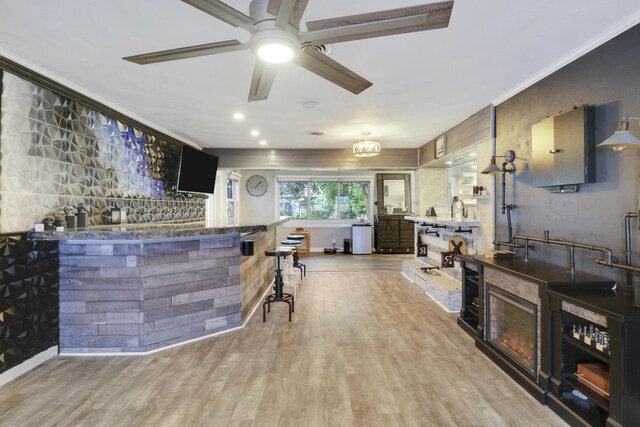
307 131 325 136
469 153 477 157
233 112 244 121
303 101 319 109
259 140 267 145
250 130 260 137
445 161 453 165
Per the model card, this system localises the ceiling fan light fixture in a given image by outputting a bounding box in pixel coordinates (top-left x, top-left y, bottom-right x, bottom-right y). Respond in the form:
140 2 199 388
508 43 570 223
251 29 299 64
257 43 295 64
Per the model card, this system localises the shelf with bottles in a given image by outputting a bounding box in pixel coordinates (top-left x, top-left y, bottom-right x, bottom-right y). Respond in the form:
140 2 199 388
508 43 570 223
564 324 610 360
558 312 611 425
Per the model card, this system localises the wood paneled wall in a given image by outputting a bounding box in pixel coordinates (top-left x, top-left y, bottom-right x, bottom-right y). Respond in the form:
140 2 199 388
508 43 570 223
205 148 418 170
418 105 494 167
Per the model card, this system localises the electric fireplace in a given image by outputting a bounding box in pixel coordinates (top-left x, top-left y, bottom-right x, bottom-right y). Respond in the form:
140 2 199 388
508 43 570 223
486 286 538 377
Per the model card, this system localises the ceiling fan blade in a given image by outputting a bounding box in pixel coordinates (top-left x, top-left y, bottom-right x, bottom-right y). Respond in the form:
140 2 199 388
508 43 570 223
267 0 309 28
302 1 453 45
182 0 254 32
294 48 372 95
248 61 278 102
272 0 297 29
123 40 246 65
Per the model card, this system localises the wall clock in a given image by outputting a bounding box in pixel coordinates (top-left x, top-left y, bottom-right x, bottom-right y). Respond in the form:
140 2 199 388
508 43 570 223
246 175 268 197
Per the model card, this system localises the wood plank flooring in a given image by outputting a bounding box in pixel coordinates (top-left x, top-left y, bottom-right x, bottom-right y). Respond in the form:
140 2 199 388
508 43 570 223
0 268 567 426
303 253 412 272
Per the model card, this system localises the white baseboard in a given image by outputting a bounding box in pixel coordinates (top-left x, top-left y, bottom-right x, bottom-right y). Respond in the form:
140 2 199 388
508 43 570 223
0 346 58 389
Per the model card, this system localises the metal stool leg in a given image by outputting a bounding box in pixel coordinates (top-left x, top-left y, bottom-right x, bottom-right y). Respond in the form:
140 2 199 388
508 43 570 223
263 249 295 322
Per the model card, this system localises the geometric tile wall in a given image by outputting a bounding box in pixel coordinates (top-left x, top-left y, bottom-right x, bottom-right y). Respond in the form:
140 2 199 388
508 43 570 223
0 70 206 233
0 234 59 374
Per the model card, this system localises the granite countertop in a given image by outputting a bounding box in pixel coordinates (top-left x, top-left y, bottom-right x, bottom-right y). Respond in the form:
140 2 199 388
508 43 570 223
405 215 481 228
28 217 290 241
547 287 640 320
472 255 616 287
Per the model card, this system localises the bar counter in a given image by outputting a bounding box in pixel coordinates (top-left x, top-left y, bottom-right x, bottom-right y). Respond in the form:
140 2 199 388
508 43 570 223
28 219 288 354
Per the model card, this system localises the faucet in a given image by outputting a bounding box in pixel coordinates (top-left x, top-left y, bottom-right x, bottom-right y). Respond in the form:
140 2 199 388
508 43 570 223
450 196 465 219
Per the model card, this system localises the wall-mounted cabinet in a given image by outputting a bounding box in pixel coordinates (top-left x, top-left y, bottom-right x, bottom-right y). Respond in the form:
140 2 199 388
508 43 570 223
531 106 595 188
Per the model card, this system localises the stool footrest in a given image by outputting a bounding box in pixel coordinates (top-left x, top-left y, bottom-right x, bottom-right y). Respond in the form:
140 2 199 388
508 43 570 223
263 293 294 322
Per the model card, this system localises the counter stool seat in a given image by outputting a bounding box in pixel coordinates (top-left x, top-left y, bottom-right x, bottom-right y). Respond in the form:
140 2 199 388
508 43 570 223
263 248 294 322
282 238 306 278
265 248 293 257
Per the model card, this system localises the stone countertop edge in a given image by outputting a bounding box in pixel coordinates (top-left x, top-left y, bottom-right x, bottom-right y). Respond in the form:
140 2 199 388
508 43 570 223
27 217 290 241
405 215 481 227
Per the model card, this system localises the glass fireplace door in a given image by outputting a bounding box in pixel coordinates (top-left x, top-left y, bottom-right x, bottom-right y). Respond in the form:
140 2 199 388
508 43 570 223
486 286 537 377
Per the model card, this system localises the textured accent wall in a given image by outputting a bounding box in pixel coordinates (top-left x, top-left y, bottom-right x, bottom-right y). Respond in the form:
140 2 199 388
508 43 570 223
494 23 640 281
0 71 205 233
58 234 241 353
240 229 276 319
0 234 58 373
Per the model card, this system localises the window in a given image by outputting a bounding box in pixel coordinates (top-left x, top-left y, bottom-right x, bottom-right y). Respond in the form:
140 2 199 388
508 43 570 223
226 174 240 226
279 179 369 220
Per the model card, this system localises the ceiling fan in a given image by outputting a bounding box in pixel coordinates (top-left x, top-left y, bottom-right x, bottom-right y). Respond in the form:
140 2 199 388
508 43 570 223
123 0 454 102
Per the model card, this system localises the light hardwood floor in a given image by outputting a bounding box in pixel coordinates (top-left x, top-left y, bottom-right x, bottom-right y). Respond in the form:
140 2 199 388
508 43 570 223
0 268 567 426
303 253 413 272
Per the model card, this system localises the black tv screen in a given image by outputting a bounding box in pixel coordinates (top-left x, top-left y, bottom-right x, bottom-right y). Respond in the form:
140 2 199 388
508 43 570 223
177 145 219 194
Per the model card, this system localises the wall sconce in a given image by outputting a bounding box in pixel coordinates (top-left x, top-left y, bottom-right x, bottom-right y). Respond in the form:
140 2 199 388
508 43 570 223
481 150 516 175
481 149 517 242
597 116 640 151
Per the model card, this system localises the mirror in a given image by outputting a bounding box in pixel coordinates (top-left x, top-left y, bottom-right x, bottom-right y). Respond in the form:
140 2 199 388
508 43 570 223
376 173 411 215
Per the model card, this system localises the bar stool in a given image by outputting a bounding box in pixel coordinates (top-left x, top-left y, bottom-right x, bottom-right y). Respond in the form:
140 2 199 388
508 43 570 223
275 245 299 301
281 239 304 279
286 235 307 277
263 248 294 322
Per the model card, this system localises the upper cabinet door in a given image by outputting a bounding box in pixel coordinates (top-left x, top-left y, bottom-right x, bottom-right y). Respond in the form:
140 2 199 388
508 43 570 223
531 115 555 187
531 106 595 188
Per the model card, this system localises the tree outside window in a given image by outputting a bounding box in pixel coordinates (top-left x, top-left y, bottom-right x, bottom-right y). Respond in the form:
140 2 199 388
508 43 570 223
279 180 369 220
279 181 308 219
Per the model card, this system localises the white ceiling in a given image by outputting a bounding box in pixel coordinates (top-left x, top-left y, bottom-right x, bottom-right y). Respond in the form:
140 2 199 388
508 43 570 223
1 0 640 151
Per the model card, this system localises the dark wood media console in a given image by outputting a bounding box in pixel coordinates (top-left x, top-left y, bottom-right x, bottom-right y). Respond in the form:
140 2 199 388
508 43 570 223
456 256 637 426
546 287 640 427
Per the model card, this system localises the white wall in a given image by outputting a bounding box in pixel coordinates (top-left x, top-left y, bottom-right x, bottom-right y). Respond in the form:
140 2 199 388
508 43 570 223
417 138 495 255
418 167 449 217
239 169 416 250
474 139 495 254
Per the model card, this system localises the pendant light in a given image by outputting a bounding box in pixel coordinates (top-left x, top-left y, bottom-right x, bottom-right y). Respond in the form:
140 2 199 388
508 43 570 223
597 116 640 151
352 132 381 157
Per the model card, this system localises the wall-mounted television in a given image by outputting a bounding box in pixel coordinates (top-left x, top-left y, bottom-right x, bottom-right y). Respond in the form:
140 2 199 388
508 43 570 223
177 144 219 194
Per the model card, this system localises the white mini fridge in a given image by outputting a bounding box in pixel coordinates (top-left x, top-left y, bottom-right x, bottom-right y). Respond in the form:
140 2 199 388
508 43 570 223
351 224 372 254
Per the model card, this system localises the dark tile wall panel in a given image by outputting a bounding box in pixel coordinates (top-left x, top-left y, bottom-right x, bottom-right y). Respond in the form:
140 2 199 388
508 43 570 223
0 233 59 373
0 71 205 233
